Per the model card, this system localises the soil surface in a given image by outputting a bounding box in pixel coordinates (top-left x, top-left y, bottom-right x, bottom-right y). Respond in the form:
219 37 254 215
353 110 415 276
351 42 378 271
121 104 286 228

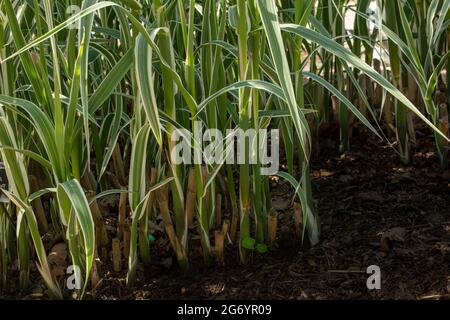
1 126 449 300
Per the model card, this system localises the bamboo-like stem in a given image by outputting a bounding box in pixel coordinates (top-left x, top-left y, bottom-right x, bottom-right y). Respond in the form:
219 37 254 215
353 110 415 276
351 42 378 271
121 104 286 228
214 230 225 266
215 193 222 229
185 168 196 229
112 238 122 272
293 201 303 239
181 0 212 265
117 190 127 240
226 167 239 242
407 71 418 145
335 2 349 153
90 250 101 290
112 145 126 186
146 168 157 220
385 0 410 164
86 191 109 249
154 0 187 253
157 184 188 268
268 209 277 246
17 216 29 290
0 204 8 289
237 0 252 263
437 92 449 167
249 1 265 245
29 175 49 233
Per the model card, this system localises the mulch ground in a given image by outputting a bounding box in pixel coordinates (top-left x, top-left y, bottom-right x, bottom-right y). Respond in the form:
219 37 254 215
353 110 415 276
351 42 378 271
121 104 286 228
1 126 449 300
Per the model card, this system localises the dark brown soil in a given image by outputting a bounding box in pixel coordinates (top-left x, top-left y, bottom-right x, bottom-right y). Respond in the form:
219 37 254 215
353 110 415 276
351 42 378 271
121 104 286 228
1 127 449 300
